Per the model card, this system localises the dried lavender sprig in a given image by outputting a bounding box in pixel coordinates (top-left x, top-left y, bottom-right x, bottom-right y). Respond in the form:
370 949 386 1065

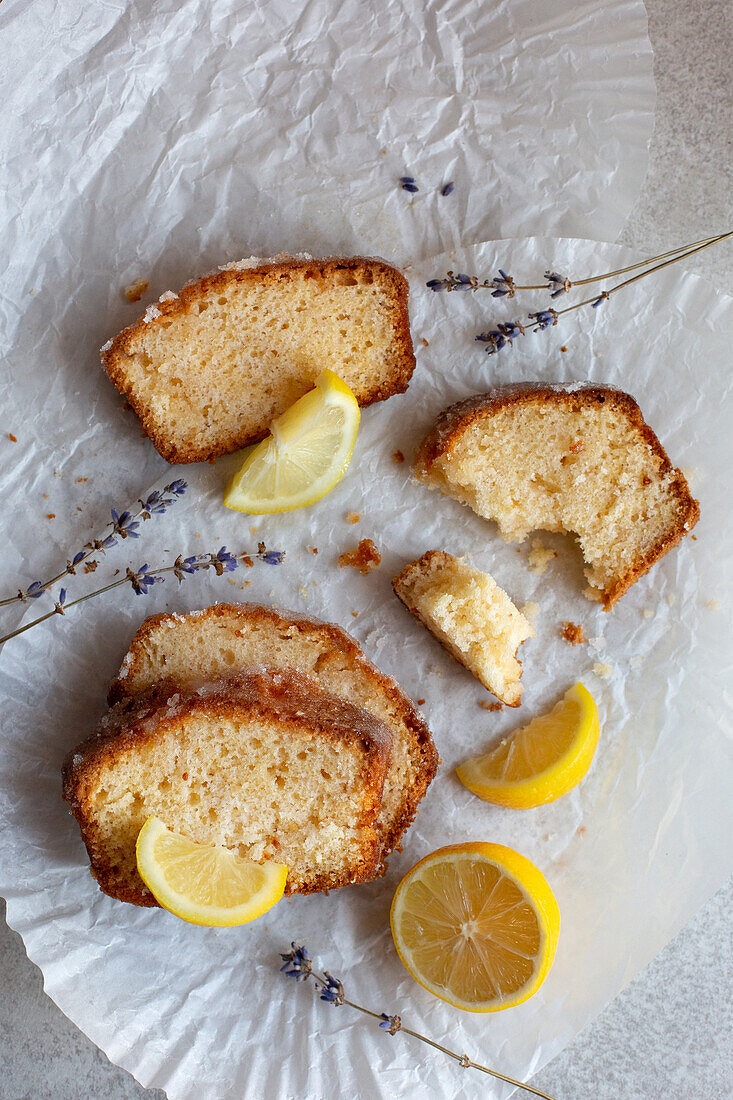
279 944 557 1100
1 479 188 608
427 270 539 297
477 231 733 354
0 544 284 647
428 230 733 300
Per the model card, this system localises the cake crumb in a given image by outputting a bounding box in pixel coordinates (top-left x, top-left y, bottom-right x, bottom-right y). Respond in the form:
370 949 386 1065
346 511 361 524
298 584 308 599
577 825 587 838
77 477 88 483
593 662 612 679
560 345 568 353
339 539 382 574
393 450 405 464
666 593 676 607
422 338 429 346
8 433 17 442
83 561 99 574
521 601 539 623
416 698 425 706
244 580 251 587
704 599 720 612
351 611 358 618
528 538 557 574
46 513 55 519
124 277 149 303
642 608 654 619
307 546 319 555
561 621 585 645
250 526 259 536
479 700 504 712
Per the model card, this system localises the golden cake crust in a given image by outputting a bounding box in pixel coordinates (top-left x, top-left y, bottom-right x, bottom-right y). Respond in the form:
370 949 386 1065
415 383 700 609
102 256 416 464
63 667 393 906
108 602 439 859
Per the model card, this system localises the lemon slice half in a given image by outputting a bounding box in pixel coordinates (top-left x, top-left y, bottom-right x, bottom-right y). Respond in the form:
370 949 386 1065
390 842 559 1012
456 682 600 808
223 369 361 513
136 817 287 926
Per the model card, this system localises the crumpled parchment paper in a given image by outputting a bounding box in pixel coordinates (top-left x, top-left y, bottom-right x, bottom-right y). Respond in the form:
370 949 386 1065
0 0 655 627
1 235 731 1099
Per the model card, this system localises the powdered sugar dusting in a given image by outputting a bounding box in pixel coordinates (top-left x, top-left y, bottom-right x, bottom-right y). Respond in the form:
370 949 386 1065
117 652 132 680
218 251 315 273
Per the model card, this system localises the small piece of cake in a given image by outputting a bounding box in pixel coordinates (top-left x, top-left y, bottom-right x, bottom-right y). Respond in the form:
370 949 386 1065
561 621 586 645
102 255 415 463
108 604 438 861
415 384 699 609
338 538 382 574
392 551 535 706
63 668 392 905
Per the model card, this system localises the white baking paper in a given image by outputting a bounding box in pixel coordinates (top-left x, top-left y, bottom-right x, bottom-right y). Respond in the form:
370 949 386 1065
1 236 731 1099
0 0 655 629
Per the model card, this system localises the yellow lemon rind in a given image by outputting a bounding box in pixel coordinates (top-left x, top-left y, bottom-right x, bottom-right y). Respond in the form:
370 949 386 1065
390 841 560 1013
456 683 600 809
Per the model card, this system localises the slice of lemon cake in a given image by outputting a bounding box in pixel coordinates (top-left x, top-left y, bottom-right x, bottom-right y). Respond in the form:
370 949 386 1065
108 603 439 861
102 255 415 463
63 667 392 906
415 384 699 609
393 551 534 706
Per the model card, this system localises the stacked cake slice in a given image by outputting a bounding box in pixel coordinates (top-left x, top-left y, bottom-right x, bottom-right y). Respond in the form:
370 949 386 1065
63 604 439 906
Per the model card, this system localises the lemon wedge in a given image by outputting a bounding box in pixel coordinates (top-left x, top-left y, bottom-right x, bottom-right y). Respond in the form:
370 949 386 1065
390 842 559 1012
136 817 287 926
456 682 600 808
223 369 360 513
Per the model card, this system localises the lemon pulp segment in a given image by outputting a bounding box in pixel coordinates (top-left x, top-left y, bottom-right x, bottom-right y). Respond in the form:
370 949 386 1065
136 816 287 926
390 842 559 1012
223 369 360 514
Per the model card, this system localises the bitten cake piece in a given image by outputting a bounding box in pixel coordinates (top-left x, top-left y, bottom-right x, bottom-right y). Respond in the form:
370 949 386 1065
393 551 534 706
415 384 699 609
63 668 392 906
102 255 415 463
108 604 439 861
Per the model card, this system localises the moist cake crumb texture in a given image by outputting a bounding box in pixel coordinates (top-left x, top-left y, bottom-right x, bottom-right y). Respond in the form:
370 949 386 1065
102 257 415 463
415 384 699 608
393 550 535 706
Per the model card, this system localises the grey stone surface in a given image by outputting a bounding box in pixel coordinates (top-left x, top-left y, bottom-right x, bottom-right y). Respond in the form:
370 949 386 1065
617 0 733 294
1 0 732 1097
